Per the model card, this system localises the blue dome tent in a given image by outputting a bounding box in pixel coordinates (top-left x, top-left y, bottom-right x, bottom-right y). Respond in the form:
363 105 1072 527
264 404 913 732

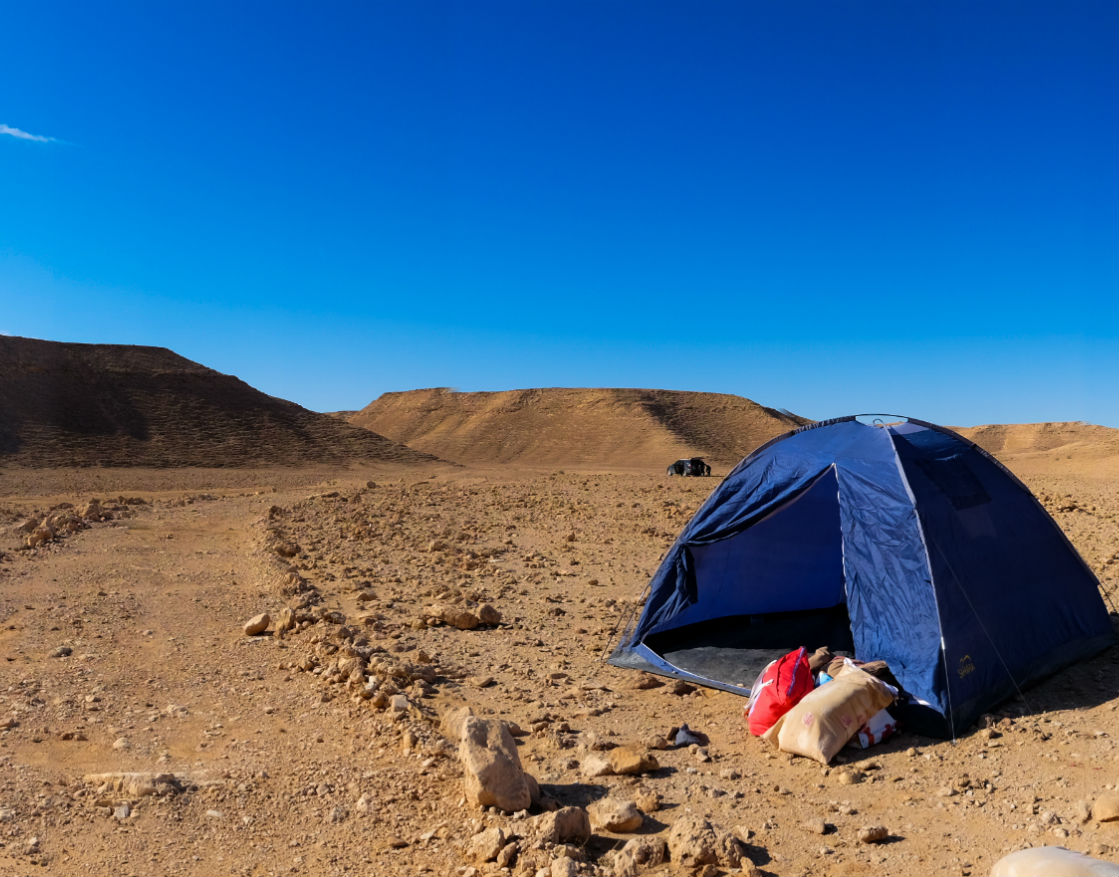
608 416 1115 737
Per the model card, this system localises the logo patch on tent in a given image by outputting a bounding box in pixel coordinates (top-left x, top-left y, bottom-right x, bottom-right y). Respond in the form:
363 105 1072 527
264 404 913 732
957 655 976 679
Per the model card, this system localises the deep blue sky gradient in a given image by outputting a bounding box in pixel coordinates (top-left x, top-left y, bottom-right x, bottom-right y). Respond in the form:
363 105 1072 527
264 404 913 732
2 1 1116 425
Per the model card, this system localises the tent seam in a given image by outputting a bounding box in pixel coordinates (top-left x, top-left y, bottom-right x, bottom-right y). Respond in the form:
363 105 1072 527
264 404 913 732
885 425 957 741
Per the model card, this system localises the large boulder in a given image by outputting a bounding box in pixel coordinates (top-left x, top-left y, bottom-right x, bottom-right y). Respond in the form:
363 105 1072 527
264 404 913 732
454 710 537 812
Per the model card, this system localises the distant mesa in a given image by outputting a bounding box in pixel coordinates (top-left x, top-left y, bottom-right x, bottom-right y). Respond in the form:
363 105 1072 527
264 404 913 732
955 421 1117 477
348 387 810 468
0 336 437 468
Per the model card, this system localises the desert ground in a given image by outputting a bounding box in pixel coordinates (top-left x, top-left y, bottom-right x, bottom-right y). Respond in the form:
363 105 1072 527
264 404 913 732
1 337 1116 877
0 450 1116 877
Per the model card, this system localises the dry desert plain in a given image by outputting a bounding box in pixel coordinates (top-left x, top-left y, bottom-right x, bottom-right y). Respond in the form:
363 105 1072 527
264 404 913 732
0 346 1117 877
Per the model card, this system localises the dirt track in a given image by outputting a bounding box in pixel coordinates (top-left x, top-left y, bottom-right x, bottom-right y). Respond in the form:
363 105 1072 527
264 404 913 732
1 461 1116 877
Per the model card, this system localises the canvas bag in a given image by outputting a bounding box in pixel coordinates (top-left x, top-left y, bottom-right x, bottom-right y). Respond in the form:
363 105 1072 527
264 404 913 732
746 647 813 736
762 662 896 763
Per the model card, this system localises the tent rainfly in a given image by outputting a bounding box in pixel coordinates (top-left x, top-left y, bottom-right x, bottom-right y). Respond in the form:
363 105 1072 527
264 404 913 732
608 415 1115 737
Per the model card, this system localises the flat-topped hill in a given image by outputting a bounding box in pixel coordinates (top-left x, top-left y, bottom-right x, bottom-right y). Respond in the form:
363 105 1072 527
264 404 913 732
349 387 808 468
0 336 437 467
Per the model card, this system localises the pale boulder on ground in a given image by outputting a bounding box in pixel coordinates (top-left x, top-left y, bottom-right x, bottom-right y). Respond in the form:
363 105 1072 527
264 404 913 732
243 613 270 636
446 707 539 813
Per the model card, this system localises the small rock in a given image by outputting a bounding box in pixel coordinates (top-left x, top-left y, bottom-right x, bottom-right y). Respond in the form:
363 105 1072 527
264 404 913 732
50 645 73 658
112 737 131 751
243 613 270 636
468 827 508 863
612 837 668 877
802 817 828 834
550 858 578 877
529 807 591 845
275 606 296 633
113 803 131 820
443 607 481 630
588 798 644 833
667 816 747 870
631 673 665 690
608 746 659 776
389 694 410 712
477 604 502 625
581 754 613 778
1076 800 1094 824
495 841 518 868
857 825 888 844
1093 792 1119 823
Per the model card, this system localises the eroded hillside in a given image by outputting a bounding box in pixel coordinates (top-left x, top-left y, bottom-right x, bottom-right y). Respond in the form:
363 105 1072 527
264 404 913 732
349 388 806 469
0 336 437 468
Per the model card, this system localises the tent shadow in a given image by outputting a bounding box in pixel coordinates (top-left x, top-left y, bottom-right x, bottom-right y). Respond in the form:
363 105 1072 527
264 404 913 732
995 637 1119 720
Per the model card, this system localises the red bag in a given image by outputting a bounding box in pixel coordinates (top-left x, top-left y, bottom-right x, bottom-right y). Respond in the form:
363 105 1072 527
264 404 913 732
746 646 813 736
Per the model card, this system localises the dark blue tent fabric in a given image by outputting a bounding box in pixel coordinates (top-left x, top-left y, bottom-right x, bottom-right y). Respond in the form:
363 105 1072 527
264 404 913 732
608 416 1115 737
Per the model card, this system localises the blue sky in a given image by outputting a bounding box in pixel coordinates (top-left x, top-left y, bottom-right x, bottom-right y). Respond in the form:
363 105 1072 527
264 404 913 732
2 1 1116 426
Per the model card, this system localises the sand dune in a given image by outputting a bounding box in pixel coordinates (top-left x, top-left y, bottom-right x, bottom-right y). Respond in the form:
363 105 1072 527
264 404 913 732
0 336 437 468
349 387 808 468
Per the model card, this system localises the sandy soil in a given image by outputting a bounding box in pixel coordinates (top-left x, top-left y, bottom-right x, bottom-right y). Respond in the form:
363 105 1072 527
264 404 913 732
0 462 1116 877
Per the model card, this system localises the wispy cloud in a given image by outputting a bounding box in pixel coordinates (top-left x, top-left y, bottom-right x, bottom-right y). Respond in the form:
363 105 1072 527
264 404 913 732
1 124 55 143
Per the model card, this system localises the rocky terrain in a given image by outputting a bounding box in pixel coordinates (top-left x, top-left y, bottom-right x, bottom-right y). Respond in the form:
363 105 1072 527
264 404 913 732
348 388 808 468
0 451 1116 877
1 346 1116 876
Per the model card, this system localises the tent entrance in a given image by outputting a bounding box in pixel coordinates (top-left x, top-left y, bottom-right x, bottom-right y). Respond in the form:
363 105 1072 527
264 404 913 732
646 606 853 687
641 466 851 687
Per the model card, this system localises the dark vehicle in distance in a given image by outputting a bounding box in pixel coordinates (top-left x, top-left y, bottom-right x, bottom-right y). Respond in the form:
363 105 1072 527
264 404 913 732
666 457 711 477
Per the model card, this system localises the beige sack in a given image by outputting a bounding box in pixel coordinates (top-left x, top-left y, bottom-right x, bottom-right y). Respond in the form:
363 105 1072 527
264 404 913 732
763 663 895 764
